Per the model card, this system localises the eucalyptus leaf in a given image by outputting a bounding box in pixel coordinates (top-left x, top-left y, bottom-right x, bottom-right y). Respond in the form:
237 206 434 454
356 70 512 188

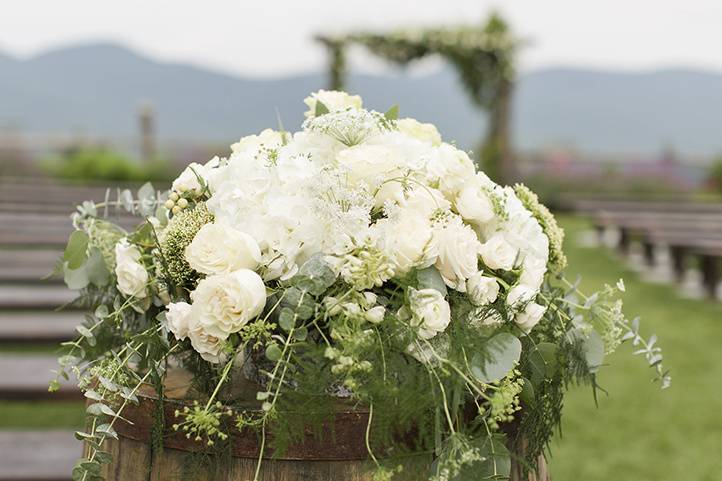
63 230 89 269
583 330 605 373
265 344 282 362
527 342 559 386
470 332 522 383
85 248 110 287
63 262 90 290
416 266 448 296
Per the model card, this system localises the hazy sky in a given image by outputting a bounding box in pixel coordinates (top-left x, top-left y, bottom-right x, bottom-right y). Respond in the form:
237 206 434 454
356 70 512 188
2 0 722 77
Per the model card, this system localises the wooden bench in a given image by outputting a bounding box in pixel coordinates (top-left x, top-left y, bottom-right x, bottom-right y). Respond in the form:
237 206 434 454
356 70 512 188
0 431 76 481
575 199 722 298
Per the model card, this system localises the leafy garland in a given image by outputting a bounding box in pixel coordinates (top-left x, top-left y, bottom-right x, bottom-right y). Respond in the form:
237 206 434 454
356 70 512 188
316 13 518 182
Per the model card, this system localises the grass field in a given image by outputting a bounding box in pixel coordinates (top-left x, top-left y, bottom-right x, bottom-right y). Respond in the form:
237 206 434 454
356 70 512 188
1 215 720 480
551 216 722 481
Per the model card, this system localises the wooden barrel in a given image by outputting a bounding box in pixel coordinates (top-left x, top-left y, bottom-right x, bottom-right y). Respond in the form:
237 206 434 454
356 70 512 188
85 373 547 481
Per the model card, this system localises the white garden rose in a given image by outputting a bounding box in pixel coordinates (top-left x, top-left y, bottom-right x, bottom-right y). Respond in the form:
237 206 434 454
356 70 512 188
434 216 482 291
187 320 225 363
231 129 285 156
165 302 192 341
375 211 437 274
479 233 518 271
455 177 495 224
304 90 362 117
185 223 261 275
337 144 403 186
406 288 451 340
425 144 476 197
397 118 442 146
506 284 537 310
466 273 500 306
515 302 546 333
190 269 267 339
114 240 148 299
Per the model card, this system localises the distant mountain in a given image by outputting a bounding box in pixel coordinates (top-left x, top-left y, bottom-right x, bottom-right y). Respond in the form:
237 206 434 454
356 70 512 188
2 43 722 156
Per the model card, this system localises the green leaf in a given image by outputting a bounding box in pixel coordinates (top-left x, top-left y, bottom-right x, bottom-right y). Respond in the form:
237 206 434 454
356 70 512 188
84 390 103 401
478 435 511 479
64 230 89 269
94 451 113 465
74 431 96 441
384 104 399 121
86 402 107 416
278 308 295 331
265 344 282 362
85 248 110 287
94 305 109 319
416 266 448 296
527 342 559 386
519 377 535 404
63 262 90 290
315 100 330 116
96 423 118 439
294 326 308 341
470 332 522 383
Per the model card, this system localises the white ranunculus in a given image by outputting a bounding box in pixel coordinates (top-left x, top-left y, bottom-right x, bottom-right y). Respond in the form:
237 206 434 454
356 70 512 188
506 284 537 309
434 216 482 291
407 288 451 340
479 233 518 271
466 273 500 306
337 144 404 186
185 223 261 275
455 177 495 224
515 302 546 333
397 118 442 146
304 90 363 117
376 211 437 274
165 302 192 340
190 269 267 339
114 240 148 299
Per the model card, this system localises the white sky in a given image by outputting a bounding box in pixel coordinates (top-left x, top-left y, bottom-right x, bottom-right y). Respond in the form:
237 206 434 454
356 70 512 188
2 0 722 77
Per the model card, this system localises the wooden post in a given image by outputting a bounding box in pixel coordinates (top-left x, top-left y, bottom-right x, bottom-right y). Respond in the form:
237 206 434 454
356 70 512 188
669 245 687 282
699 254 720 298
642 241 656 267
139 103 156 162
618 228 631 255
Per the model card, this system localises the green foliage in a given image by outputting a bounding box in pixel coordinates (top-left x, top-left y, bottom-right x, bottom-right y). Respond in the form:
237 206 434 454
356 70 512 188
41 147 173 182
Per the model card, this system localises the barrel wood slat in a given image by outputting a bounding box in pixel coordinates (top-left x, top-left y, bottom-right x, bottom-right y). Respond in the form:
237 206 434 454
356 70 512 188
87 379 547 481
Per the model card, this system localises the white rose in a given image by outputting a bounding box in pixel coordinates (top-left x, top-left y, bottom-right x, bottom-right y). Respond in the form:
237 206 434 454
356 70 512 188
506 284 537 309
425 144 476 197
397 118 442 146
187 319 225 363
515 302 546 333
479 233 518 271
376 211 437 274
406 288 451 340
304 90 362 117
165 302 192 340
519 258 547 291
185 223 261 275
190 269 267 339
337 144 404 186
466 273 500 306
455 177 495 224
434 216 482 291
114 240 148 299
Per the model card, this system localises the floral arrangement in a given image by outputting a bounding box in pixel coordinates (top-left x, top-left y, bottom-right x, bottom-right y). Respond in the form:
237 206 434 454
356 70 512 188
55 90 669 481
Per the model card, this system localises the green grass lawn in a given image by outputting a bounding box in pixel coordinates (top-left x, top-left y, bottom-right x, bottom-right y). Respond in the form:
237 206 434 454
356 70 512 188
0 216 720 480
551 216 722 481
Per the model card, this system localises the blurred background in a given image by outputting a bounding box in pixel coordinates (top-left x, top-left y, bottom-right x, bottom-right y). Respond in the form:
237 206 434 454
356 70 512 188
0 1 721 480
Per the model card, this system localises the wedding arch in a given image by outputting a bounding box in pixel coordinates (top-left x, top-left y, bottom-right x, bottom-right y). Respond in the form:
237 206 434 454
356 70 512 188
316 13 519 183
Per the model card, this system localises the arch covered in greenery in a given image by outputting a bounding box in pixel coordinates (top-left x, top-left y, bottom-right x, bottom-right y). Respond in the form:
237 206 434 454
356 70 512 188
316 13 519 183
